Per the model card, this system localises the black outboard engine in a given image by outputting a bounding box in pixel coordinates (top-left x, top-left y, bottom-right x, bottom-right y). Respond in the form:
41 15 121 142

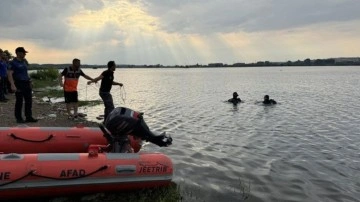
101 107 172 152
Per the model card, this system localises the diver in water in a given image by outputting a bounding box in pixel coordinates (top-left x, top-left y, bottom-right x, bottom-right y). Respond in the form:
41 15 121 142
228 92 242 104
263 95 277 105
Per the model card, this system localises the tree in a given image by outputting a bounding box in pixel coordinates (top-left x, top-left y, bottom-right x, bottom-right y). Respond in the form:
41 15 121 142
3 50 13 59
304 58 311 66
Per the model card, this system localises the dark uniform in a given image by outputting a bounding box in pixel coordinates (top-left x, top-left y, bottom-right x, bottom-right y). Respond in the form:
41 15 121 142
99 69 115 120
9 58 36 122
0 60 8 101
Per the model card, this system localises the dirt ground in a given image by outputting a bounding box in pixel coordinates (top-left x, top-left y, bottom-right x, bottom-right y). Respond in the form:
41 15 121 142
0 93 98 127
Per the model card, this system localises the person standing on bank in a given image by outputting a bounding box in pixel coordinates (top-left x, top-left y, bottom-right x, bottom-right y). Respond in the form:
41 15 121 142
1 52 11 95
87 61 123 121
0 51 9 102
59 58 94 119
7 47 38 123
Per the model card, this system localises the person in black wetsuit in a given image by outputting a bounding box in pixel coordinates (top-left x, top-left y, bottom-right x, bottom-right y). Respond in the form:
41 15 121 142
263 95 277 105
228 92 242 104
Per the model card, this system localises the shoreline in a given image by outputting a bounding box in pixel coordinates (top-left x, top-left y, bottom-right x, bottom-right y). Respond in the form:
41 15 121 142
0 92 99 127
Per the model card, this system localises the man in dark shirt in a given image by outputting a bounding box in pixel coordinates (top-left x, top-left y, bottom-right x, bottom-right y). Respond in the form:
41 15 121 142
87 61 123 121
7 47 38 123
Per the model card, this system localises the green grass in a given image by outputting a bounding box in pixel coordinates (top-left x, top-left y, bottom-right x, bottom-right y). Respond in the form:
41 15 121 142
32 79 59 89
46 179 250 202
95 184 182 202
30 67 60 89
78 100 103 107
11 184 182 202
34 88 63 98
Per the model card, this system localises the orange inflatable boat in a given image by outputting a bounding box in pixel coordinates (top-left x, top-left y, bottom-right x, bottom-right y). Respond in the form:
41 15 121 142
0 126 142 154
0 151 173 200
0 107 172 154
0 107 173 200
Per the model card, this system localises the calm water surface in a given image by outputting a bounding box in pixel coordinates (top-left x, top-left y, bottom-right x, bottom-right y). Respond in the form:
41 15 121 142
77 66 360 202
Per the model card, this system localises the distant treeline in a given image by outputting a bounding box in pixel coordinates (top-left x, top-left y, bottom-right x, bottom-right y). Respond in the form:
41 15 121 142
29 58 360 69
230 58 360 67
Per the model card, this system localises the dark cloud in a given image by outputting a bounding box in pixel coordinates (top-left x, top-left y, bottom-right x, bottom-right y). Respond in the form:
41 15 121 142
0 1 75 27
141 0 360 33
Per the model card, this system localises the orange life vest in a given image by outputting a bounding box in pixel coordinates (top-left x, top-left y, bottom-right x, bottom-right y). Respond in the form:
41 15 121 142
63 66 82 92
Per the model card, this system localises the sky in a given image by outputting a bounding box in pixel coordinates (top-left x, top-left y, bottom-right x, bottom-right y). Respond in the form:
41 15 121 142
1 0 359 65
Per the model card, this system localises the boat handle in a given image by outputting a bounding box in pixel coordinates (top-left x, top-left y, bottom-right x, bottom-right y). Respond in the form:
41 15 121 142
9 133 54 143
1 153 23 160
115 165 136 174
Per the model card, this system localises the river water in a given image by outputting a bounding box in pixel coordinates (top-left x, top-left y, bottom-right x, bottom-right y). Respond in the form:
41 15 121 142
76 66 360 202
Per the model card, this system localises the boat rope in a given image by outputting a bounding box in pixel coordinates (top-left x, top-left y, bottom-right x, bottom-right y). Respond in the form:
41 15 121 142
119 85 126 105
83 84 90 114
9 134 54 143
0 171 34 187
0 165 109 187
82 82 126 109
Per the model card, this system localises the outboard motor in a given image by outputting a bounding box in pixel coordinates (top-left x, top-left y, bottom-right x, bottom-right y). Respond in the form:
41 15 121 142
101 107 172 153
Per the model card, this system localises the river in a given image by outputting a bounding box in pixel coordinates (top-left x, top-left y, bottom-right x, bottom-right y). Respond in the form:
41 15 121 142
75 66 360 202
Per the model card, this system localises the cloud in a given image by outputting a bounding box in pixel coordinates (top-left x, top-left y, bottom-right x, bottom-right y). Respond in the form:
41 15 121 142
0 0 105 47
140 0 360 33
0 0 359 65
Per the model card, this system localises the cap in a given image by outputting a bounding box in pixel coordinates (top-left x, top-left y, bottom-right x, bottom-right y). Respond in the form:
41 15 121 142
233 92 238 97
15 47 28 53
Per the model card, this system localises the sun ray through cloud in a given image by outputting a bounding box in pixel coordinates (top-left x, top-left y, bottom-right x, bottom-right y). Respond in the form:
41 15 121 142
0 0 359 65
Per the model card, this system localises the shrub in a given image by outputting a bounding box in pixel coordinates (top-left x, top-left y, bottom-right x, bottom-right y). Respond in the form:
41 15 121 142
30 68 59 81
